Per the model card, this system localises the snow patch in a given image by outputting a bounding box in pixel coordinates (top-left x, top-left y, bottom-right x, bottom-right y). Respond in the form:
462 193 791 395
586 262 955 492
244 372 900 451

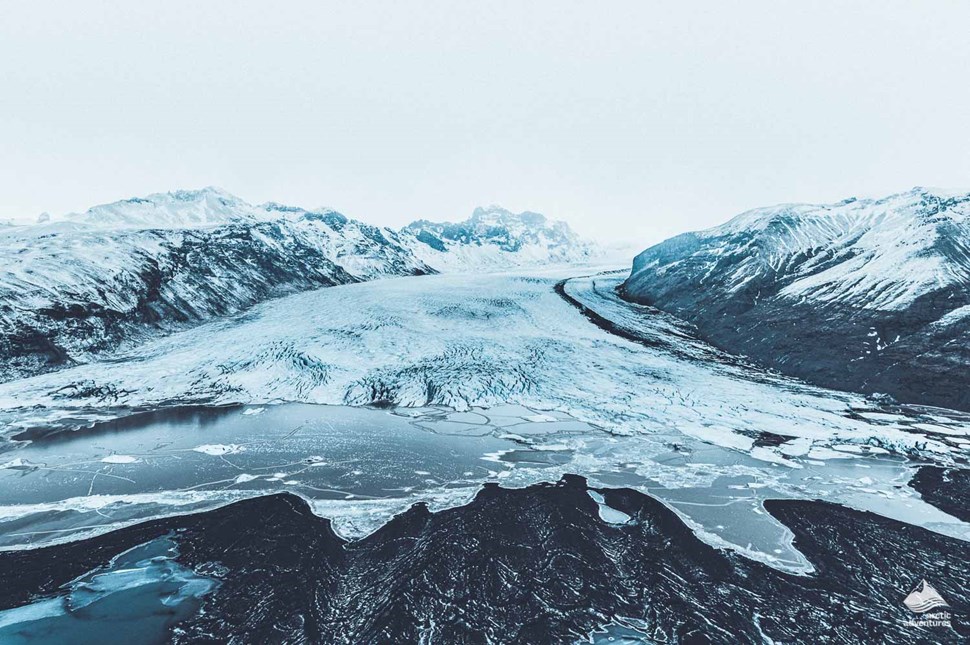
100 455 140 464
192 444 246 456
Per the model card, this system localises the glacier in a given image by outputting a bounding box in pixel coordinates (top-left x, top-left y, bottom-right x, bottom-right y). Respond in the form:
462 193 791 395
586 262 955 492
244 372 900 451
0 264 967 575
4 266 966 459
0 187 968 641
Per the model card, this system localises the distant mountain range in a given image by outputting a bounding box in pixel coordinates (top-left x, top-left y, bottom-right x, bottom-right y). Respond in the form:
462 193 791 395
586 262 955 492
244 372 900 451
622 187 970 411
404 205 593 271
0 188 595 381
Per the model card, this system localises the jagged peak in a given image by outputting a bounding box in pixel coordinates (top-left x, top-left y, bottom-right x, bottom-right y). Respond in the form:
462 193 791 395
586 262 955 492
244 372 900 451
258 201 306 214
632 185 970 313
407 205 570 235
708 186 970 240
57 186 257 230
471 204 548 227
53 188 364 232
402 205 593 266
468 203 540 219
111 186 247 207
167 185 241 201
897 185 970 200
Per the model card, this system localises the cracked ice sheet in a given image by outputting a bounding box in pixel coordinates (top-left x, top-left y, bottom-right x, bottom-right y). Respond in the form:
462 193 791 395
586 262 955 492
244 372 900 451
0 404 527 548
0 269 967 570
0 402 626 549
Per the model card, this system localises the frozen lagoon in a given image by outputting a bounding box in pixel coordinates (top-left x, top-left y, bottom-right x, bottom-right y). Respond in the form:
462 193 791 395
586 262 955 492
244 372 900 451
0 400 965 576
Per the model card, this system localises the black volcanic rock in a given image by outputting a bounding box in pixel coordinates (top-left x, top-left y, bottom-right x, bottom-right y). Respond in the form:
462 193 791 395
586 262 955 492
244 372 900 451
0 476 966 643
621 188 970 411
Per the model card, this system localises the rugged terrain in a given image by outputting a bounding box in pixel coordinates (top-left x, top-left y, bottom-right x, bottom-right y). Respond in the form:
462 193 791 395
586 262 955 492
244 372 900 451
1 188 968 643
622 188 970 411
0 476 965 643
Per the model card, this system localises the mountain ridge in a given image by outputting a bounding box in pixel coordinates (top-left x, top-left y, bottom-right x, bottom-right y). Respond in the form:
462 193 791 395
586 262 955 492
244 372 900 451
403 204 595 270
621 187 970 410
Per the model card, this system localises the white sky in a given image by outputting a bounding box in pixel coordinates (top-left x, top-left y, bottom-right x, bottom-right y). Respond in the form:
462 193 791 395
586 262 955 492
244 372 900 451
2 1 969 245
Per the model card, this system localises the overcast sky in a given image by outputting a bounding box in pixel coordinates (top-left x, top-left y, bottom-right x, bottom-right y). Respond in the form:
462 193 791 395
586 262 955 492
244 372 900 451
2 1 969 244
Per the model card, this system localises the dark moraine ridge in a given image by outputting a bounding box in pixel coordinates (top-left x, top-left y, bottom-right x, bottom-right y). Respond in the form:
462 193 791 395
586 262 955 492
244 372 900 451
0 475 966 643
555 276 783 382
553 279 666 350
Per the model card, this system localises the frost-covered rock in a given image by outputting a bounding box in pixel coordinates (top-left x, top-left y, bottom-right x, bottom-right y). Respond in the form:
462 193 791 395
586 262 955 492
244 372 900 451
621 187 970 410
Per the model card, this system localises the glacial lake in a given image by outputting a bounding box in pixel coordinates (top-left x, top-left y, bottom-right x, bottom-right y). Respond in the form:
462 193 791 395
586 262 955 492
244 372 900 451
0 401 965 578
0 403 572 550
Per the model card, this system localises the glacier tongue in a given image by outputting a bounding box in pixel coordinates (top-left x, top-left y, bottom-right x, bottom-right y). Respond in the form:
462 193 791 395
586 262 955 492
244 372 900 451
3 268 967 459
0 270 967 573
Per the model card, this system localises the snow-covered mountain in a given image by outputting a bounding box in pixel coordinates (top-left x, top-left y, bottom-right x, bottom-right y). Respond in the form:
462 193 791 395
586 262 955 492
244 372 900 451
0 188 436 381
0 190 595 381
402 205 597 271
64 187 260 229
622 187 970 411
